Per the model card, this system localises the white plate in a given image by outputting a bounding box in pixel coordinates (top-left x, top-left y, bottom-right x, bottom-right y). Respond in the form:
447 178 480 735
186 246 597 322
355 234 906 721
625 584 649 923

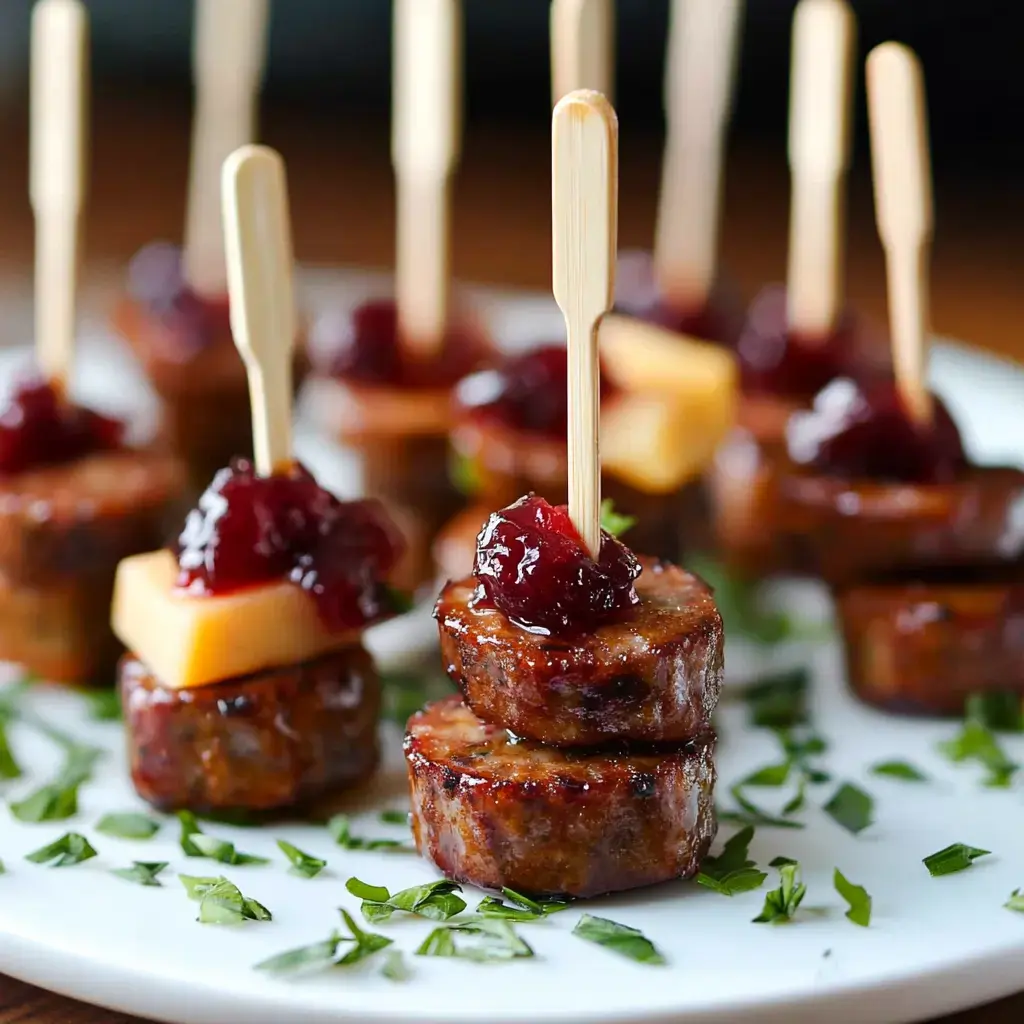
0 271 1023 1024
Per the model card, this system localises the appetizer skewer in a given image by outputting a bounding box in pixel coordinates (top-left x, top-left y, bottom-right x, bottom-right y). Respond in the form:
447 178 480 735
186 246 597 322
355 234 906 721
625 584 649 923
112 147 406 812
0 0 184 685
305 0 490 589
112 0 307 493
406 91 722 898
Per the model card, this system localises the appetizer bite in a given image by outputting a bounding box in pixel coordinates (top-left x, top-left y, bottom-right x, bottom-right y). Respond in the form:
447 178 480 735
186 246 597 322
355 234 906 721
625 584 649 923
786 45 1024 713
112 147 406 812
709 0 866 577
305 0 490 589
613 0 745 345
406 92 721 897
112 0 306 491
1 0 184 686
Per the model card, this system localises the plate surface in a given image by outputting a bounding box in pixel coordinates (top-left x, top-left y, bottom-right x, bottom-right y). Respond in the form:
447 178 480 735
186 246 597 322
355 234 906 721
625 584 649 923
0 271 1023 1024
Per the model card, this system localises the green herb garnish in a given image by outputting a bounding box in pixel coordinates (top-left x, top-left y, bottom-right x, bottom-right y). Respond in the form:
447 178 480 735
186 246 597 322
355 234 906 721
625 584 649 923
475 888 572 921
769 855 797 867
380 949 410 981
939 718 1018 788
719 786 805 830
0 718 21 780
96 812 160 840
86 689 122 722
328 814 413 852
255 933 344 976
383 584 415 615
822 782 873 834
347 876 466 923
870 761 928 782
572 914 665 965
179 874 270 924
112 861 168 887
833 868 871 926
739 668 810 729
276 839 326 878
599 499 636 538
380 668 456 728
964 692 1023 732
448 449 482 497
753 862 806 924
177 811 268 864
9 743 101 823
923 843 991 877
418 918 534 962
378 809 410 826
1005 889 1024 913
696 826 767 896
738 761 791 788
25 831 97 867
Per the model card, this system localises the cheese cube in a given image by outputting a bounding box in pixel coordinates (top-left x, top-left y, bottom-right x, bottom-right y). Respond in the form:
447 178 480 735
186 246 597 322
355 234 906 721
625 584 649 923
111 550 357 690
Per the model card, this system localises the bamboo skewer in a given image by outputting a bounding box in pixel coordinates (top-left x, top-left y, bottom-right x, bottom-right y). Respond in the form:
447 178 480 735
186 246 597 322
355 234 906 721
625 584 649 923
785 0 855 339
183 0 270 298
552 90 618 558
653 0 743 313
866 42 934 426
221 146 298 478
30 0 88 395
392 0 462 359
550 0 615 105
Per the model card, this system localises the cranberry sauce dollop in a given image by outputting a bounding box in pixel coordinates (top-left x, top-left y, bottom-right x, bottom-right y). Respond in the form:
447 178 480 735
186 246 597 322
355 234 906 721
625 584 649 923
472 494 641 635
0 378 124 476
786 378 968 484
328 299 488 391
612 250 742 347
176 458 407 631
737 285 862 399
127 242 231 351
454 345 616 439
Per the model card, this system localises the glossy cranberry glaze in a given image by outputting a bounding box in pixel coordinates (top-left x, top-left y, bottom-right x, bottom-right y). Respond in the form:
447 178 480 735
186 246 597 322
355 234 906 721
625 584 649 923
126 242 231 351
328 299 488 390
472 494 641 636
455 344 615 439
737 285 860 399
786 378 968 484
176 458 407 631
0 378 123 476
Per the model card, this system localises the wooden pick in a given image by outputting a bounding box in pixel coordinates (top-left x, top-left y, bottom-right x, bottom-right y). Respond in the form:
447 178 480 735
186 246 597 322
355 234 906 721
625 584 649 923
552 90 618 558
183 0 270 298
866 42 934 426
550 0 615 105
392 0 462 359
786 0 855 339
221 145 298 478
653 0 743 312
30 0 88 395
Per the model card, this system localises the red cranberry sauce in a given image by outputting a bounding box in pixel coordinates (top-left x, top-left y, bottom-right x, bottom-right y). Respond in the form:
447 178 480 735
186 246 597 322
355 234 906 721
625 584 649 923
328 299 488 391
786 378 968 484
737 285 862 399
454 345 616 439
176 458 407 631
0 378 123 476
612 249 742 347
471 494 641 635
127 242 231 351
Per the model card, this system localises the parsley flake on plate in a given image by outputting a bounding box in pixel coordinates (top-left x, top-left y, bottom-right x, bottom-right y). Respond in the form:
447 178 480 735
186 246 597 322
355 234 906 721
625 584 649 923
738 668 810 729
738 761 792 788
0 717 21 780
378 809 410 826
328 814 414 852
696 826 767 897
822 782 873 834
9 742 102 823
753 862 806 924
1005 889 1024 913
112 861 168 887
96 812 160 840
572 914 665 965
179 874 271 924
476 888 573 920
380 949 410 981
923 843 991 877
719 786 805 830
599 499 636 538
85 689 122 722
347 876 466 923
25 831 97 868
178 811 268 865
939 718 1018 788
254 909 392 976
418 917 534 963
964 692 1023 733
276 839 326 878
870 761 928 782
833 868 871 927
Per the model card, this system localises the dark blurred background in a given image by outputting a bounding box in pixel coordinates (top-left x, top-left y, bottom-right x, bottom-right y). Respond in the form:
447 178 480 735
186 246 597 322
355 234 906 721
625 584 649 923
0 0 1020 357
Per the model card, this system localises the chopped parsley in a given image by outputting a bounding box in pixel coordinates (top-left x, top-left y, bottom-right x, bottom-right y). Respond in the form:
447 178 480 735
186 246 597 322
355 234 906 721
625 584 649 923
378 809 410 826
347 876 466 923
179 874 271 924
380 668 456 728
964 692 1023 733
380 949 410 981
572 914 665 965
822 783 874 834
0 718 21 780
739 668 810 730
1005 889 1024 913
448 449 482 497
255 913 395 976
178 811 268 865
328 814 413 852
418 918 534 962
96 812 160 840
696 826 767 896
719 785 805 830
85 689 122 722
112 861 168 887
923 843 991 877
939 718 1018 788
9 743 102 823
599 499 636 538
476 888 573 921
833 868 871 927
870 761 928 782
25 831 97 867
753 861 806 924
738 761 792 788
276 839 326 878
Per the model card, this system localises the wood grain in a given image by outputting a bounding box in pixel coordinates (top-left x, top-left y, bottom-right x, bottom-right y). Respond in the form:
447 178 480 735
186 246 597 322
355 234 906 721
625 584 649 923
0 86 1022 1022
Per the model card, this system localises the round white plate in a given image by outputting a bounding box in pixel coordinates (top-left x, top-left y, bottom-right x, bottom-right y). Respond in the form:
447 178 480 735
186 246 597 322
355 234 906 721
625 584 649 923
0 271 1023 1024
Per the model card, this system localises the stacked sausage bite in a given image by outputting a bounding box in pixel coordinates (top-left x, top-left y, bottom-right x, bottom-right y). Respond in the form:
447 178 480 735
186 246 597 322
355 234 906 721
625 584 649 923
111 146 407 814
404 90 723 899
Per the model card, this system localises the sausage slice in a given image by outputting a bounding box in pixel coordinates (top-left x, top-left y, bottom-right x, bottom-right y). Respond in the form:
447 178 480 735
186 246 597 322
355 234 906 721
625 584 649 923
120 645 380 814
404 696 717 897
437 558 723 746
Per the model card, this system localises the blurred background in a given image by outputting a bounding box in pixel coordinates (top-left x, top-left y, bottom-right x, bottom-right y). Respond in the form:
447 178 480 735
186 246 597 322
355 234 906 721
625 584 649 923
0 0 1020 357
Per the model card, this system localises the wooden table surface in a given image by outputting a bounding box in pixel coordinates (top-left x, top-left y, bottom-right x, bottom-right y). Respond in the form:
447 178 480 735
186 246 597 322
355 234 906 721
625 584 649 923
1 90 1023 1023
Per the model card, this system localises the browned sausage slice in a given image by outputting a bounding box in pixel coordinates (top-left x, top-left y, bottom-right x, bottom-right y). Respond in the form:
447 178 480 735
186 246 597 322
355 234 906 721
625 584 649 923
839 579 1024 716
436 558 723 746
120 645 380 814
405 696 716 897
